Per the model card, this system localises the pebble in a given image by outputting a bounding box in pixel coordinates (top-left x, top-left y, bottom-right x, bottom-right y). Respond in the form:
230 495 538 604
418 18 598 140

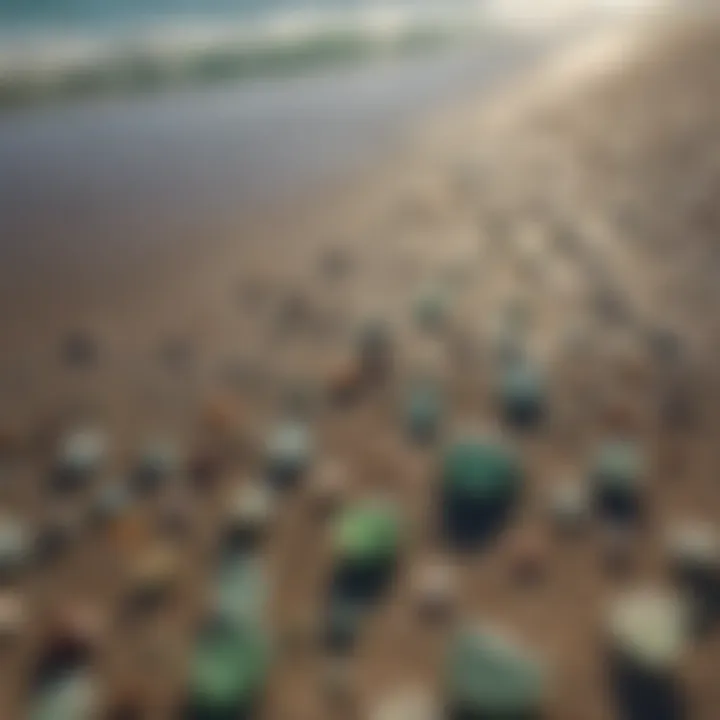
445 625 545 719
126 544 179 608
499 361 546 429
30 668 99 720
131 440 179 495
440 433 523 544
35 507 88 563
404 382 443 444
53 429 107 493
665 521 720 591
212 555 267 628
224 481 277 547
188 619 269 718
371 685 439 720
323 598 364 654
265 420 313 485
547 482 590 534
0 517 30 579
607 589 690 674
591 440 646 521
90 482 131 527
333 500 401 573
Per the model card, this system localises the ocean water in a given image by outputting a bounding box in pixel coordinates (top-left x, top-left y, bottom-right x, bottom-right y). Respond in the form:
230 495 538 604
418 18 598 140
0 0 661 107
0 0 498 105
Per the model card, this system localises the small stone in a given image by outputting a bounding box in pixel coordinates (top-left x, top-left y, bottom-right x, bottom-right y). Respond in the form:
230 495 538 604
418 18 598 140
412 558 456 618
187 619 269 719
90 483 131 527
131 440 179 495
404 383 443 444
0 517 30 579
333 500 401 574
591 441 646 521
607 589 690 674
212 555 267 628
224 482 277 547
307 460 349 515
499 361 545 429
30 668 99 720
372 685 439 720
265 420 313 485
445 625 545 719
0 591 26 641
34 519 75 566
127 545 179 608
323 598 364 654
665 522 720 591
547 482 589 534
52 429 107 493
440 433 523 545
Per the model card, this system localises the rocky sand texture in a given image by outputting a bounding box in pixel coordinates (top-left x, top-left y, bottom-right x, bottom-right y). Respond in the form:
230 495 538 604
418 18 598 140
2 13 720 720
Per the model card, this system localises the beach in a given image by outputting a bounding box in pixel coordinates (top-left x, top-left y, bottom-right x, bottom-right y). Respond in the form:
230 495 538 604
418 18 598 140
3 4 720 718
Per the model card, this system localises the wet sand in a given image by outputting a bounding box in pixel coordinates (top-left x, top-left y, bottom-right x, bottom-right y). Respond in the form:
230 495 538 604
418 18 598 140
2 11 720 720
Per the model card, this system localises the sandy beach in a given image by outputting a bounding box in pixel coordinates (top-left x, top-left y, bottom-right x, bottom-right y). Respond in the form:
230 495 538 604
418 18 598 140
2 7 720 719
